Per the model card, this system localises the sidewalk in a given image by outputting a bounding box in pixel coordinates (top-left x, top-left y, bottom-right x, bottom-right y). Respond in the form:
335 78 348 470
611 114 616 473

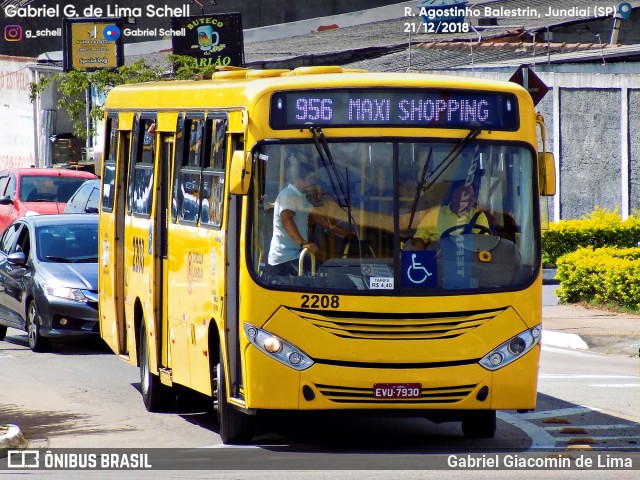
2 303 639 454
542 303 640 356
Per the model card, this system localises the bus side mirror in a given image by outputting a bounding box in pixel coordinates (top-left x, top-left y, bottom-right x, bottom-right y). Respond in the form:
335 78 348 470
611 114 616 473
538 152 556 196
229 150 251 195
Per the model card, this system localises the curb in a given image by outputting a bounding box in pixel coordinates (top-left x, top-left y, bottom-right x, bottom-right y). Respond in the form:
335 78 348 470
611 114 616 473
542 268 559 285
0 424 28 457
541 329 589 350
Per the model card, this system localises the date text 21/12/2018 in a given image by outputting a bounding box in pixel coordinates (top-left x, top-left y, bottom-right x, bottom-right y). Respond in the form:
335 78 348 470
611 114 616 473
404 21 470 34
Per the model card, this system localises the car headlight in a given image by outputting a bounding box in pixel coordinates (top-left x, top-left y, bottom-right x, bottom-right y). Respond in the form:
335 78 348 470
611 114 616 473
43 285 89 302
244 323 314 371
479 325 541 371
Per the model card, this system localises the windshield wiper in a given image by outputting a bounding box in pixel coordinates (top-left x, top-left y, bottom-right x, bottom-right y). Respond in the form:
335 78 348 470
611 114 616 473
45 256 71 263
407 128 480 232
425 128 481 191
407 147 432 232
70 257 99 263
309 126 351 210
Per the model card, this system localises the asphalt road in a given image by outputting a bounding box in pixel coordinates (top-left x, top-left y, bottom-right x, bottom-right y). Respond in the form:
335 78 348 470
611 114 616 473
0 285 638 476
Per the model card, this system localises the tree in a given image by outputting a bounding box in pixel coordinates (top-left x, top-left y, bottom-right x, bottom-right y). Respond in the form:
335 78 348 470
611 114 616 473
29 55 219 140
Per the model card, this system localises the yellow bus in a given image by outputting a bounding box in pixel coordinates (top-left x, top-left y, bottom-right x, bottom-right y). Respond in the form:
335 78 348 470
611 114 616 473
98 66 555 444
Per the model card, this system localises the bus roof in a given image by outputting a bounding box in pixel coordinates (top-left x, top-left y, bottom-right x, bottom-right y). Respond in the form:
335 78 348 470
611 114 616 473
104 66 531 111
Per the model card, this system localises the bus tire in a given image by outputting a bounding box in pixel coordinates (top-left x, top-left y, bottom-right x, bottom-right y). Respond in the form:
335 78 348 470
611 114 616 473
213 352 254 444
139 320 173 412
0 325 6 341
462 410 496 438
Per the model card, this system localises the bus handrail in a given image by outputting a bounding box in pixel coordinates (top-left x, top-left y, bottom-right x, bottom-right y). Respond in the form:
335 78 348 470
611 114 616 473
298 248 316 276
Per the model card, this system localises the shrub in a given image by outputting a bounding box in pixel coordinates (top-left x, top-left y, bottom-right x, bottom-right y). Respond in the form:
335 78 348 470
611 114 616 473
556 246 640 309
542 207 640 268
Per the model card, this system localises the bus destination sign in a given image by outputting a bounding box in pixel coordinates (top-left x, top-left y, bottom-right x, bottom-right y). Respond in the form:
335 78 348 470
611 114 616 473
270 89 519 131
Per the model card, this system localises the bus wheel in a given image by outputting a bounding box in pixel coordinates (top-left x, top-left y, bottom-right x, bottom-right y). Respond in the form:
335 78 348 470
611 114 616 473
0 325 6 341
139 320 173 412
27 300 49 352
462 410 496 438
213 352 254 444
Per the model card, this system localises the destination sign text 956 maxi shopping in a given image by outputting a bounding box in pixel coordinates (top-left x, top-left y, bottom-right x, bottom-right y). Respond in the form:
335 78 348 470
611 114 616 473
270 89 519 130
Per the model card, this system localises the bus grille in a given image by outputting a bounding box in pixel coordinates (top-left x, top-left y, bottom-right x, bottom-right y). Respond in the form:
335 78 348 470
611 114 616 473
293 308 505 340
314 383 477 404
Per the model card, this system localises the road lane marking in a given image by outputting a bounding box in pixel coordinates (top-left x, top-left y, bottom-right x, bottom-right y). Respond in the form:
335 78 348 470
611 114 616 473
545 424 637 430
556 435 640 442
516 406 602 420
540 374 638 379
497 411 556 448
587 384 640 388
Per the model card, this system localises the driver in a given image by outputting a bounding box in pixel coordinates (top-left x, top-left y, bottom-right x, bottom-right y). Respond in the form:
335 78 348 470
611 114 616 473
412 180 490 250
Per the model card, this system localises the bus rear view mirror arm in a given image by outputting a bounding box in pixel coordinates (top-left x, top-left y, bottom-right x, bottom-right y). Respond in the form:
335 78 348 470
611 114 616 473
229 150 252 195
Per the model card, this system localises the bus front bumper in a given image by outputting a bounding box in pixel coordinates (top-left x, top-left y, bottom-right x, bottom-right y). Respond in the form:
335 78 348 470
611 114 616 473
243 345 539 411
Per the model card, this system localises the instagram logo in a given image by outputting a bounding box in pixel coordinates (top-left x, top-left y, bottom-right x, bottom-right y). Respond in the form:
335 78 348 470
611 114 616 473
4 25 23 42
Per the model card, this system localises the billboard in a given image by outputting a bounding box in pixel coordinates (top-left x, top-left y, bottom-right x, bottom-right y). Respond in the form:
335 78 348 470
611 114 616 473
63 18 124 72
171 13 244 68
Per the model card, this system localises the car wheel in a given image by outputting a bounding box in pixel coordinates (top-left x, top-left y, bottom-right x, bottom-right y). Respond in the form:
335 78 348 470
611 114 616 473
0 325 7 341
139 320 173 412
27 300 49 352
213 349 254 444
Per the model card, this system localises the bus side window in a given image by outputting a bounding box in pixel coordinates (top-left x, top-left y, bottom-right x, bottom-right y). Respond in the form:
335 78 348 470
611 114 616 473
188 118 203 166
130 117 156 217
201 118 227 227
101 116 118 212
171 116 185 222
173 117 204 224
180 170 201 223
142 119 156 163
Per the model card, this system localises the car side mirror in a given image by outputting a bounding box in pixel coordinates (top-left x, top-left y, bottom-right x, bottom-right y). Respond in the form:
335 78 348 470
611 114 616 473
0 195 13 205
85 207 99 214
7 251 27 267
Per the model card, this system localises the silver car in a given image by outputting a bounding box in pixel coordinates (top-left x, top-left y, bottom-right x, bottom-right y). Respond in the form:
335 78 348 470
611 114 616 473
63 179 101 214
0 214 98 351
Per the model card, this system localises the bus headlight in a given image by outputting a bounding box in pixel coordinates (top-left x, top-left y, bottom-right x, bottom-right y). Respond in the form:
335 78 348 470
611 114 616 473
479 325 541 371
244 323 314 371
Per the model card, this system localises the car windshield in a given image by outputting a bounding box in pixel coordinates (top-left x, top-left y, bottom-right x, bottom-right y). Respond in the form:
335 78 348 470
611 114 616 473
249 140 539 294
20 176 88 203
37 224 98 263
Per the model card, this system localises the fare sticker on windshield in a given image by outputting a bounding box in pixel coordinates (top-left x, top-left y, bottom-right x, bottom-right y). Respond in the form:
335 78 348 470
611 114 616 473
370 277 394 289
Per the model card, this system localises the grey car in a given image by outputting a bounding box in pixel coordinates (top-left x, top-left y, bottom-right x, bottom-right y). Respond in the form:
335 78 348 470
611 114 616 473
0 214 98 351
63 179 101 214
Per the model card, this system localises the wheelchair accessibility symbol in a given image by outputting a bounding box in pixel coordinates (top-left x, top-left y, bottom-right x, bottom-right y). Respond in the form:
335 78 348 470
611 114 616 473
401 251 437 287
407 253 432 283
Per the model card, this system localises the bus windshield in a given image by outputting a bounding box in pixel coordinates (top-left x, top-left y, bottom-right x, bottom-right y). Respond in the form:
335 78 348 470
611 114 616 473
250 139 538 293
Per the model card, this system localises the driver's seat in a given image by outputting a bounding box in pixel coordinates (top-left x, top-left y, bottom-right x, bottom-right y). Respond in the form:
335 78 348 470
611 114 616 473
437 233 521 288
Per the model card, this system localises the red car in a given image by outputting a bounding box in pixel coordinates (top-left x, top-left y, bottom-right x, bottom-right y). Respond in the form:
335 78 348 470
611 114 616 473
0 168 97 234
